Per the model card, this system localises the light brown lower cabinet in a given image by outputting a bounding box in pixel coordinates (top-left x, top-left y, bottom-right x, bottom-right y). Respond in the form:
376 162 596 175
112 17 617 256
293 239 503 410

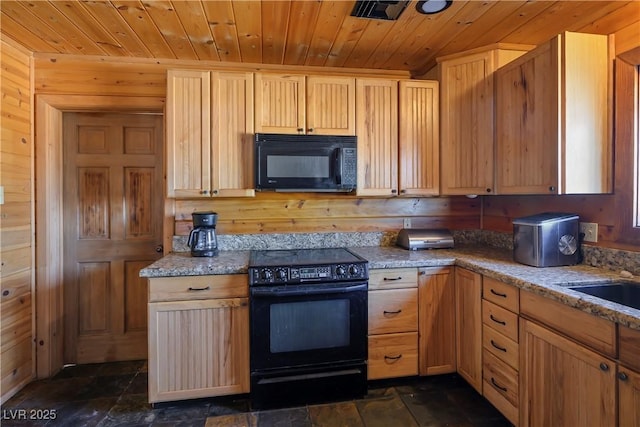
418 267 456 375
618 366 640 427
519 318 616 427
454 268 483 393
147 275 250 403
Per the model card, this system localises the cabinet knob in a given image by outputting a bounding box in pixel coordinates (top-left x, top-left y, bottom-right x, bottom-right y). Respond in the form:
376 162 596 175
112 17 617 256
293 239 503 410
211 189 219 195
297 128 304 133
200 190 208 195
549 186 556 192
486 188 492 193
391 189 397 194
618 372 629 381
599 362 609 371
307 128 314 133
155 245 164 253
400 189 406 194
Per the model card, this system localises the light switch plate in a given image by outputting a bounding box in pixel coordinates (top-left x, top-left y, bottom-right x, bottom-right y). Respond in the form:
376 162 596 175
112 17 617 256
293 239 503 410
580 222 598 243
0 185 4 205
403 218 411 228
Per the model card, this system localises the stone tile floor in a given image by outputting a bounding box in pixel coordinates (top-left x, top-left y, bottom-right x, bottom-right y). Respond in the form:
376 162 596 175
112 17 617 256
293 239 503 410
1 360 512 427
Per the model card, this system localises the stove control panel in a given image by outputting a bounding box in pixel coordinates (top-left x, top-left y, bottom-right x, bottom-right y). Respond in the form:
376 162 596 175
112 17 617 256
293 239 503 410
250 263 368 285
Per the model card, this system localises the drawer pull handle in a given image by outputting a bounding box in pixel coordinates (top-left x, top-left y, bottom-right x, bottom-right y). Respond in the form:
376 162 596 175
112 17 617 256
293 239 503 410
384 354 403 361
619 372 629 381
383 277 402 281
490 315 506 325
188 286 211 291
491 340 507 352
383 309 402 315
490 289 507 298
491 377 508 392
599 362 609 372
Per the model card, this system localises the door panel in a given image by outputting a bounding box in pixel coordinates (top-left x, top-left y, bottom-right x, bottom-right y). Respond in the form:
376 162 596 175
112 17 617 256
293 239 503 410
63 113 163 364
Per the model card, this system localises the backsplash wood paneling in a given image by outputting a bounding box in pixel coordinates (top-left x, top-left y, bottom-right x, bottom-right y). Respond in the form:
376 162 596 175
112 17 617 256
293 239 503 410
173 193 481 235
0 38 34 404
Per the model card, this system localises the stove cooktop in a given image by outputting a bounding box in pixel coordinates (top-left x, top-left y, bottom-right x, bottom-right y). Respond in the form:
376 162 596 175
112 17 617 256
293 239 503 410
249 247 365 267
248 248 368 285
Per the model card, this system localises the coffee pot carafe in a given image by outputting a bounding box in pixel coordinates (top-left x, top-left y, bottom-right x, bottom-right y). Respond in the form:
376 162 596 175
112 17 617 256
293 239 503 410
188 211 219 257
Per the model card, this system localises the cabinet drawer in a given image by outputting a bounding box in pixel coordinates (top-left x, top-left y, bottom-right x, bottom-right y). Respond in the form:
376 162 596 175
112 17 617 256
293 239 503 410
483 350 519 425
149 275 248 302
483 325 519 370
369 288 418 334
369 268 418 290
368 332 418 380
483 277 519 312
482 299 519 342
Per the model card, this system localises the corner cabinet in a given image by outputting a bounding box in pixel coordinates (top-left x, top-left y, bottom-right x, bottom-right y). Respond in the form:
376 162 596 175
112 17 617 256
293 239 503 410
454 267 482 393
418 267 456 375
356 79 439 197
166 70 255 198
147 275 249 403
437 45 532 195
495 32 613 195
254 73 356 135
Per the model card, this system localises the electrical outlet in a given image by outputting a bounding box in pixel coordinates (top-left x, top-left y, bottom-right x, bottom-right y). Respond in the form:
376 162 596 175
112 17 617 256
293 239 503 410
579 222 598 243
403 218 411 229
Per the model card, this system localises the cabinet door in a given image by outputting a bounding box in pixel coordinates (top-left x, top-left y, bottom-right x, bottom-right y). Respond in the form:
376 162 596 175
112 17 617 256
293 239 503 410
439 51 495 195
418 267 456 375
148 298 249 403
455 267 482 392
254 73 305 134
495 39 559 195
356 78 398 196
211 72 255 197
519 319 616 427
619 367 640 427
399 80 439 196
306 76 355 135
166 70 211 198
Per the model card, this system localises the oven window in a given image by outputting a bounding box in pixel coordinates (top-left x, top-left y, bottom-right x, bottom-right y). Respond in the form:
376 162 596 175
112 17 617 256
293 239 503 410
270 299 350 353
267 155 330 178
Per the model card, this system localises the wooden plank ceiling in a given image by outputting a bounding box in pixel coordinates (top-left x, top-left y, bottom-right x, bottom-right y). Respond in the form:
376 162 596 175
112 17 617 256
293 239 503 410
1 0 638 76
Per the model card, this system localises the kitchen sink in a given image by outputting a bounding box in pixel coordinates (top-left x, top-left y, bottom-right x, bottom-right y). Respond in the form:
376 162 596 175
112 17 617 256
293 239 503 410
569 282 640 311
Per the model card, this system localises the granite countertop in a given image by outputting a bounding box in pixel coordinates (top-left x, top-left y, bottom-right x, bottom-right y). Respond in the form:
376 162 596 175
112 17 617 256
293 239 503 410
140 245 640 330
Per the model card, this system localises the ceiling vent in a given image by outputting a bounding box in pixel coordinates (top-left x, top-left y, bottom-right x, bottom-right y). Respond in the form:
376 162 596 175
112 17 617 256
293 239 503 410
350 1 410 20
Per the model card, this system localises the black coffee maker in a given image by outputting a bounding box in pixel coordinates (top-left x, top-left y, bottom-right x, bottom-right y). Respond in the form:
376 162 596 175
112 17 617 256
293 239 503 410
188 211 219 257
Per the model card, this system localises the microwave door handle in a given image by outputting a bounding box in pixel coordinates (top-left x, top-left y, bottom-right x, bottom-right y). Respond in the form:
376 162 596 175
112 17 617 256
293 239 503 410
335 148 342 185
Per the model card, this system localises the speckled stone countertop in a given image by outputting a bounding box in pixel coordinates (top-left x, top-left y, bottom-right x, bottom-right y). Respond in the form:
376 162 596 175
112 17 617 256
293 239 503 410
140 245 640 330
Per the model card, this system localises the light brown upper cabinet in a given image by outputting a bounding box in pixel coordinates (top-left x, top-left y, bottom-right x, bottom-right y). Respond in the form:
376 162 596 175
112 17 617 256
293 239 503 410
356 78 399 196
166 70 255 198
437 45 532 196
399 80 440 196
356 79 439 197
254 73 356 135
495 32 613 195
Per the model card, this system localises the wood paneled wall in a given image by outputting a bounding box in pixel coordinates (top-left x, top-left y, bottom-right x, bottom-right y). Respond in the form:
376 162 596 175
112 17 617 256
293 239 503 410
173 194 480 236
0 38 34 403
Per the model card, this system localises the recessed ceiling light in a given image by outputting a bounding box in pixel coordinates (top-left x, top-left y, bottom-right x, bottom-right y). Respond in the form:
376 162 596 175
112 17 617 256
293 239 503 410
416 0 452 14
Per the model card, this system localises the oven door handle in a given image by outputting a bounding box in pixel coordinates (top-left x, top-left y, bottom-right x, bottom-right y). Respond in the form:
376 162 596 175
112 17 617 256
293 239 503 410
251 282 367 297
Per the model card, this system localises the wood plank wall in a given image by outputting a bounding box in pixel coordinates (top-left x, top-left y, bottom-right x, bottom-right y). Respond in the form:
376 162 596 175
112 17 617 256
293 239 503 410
0 39 34 403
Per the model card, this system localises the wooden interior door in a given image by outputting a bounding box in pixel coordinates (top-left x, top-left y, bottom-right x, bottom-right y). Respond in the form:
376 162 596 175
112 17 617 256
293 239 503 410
63 113 164 364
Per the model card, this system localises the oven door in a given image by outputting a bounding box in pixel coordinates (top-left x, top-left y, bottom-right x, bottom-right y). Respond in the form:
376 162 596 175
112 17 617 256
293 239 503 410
250 281 368 372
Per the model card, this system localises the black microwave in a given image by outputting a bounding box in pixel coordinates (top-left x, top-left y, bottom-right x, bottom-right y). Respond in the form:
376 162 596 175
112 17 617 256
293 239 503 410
255 133 357 192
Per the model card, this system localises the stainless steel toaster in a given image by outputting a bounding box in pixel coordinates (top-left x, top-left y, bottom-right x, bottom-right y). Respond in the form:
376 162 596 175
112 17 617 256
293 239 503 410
396 228 454 250
512 212 580 267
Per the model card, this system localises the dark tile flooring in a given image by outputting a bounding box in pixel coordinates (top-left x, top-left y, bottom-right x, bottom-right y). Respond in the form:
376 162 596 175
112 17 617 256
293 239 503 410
1 361 512 427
